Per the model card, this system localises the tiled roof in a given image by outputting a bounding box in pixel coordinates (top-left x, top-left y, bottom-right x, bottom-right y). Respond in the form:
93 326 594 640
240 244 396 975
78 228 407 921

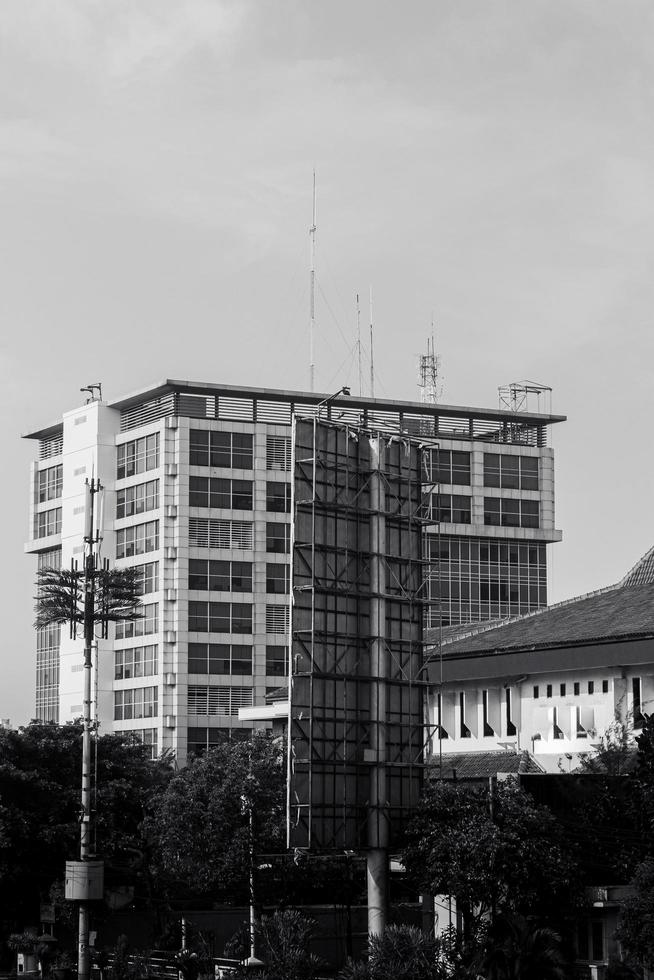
429 750 544 779
427 581 654 657
620 545 654 587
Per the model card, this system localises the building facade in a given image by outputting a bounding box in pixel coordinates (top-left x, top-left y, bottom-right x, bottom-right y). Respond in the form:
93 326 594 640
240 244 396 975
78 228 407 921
25 379 564 762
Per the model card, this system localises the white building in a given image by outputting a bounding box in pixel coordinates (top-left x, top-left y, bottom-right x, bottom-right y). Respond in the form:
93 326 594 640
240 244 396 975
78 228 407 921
426 547 654 773
24 379 564 763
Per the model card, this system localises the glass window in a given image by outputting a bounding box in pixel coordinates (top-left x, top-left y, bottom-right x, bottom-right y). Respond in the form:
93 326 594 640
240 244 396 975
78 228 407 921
602 679 609 694
483 454 501 488
117 433 159 479
574 682 580 696
588 680 594 695
35 507 62 539
38 465 63 502
266 563 289 594
560 683 566 697
533 685 539 699
521 456 539 490
115 603 158 640
116 521 159 559
190 431 253 469
431 449 471 486
483 498 501 526
267 481 291 513
189 560 252 592
266 646 287 676
501 455 520 489
266 522 290 553
633 677 644 729
116 479 159 519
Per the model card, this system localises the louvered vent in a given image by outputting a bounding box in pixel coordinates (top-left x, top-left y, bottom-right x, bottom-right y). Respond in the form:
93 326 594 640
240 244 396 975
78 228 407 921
189 518 253 550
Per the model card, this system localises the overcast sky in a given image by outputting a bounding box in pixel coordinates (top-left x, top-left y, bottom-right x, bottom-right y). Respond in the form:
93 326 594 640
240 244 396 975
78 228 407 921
3 0 654 724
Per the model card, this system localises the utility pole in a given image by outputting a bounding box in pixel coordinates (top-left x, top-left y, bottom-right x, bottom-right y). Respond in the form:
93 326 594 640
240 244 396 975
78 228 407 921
369 287 375 398
78 478 102 980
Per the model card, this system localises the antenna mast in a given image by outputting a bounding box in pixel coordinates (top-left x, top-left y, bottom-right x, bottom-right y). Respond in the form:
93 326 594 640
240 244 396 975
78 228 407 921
309 172 317 392
418 322 442 404
356 293 363 396
369 286 375 398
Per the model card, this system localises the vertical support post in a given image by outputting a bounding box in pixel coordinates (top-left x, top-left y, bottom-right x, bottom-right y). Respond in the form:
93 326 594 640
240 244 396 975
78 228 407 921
367 435 388 937
78 480 98 980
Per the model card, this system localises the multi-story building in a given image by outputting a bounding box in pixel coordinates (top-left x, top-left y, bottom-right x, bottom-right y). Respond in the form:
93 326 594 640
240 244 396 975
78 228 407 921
24 379 564 762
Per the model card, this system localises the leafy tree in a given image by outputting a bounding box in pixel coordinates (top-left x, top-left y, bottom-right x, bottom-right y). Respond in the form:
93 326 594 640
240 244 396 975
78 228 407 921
145 733 285 904
0 721 170 931
230 910 323 980
338 924 448 980
477 915 568 980
402 779 581 942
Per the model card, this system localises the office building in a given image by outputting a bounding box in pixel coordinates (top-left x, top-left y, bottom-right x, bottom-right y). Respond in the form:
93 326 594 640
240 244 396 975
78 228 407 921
24 379 564 762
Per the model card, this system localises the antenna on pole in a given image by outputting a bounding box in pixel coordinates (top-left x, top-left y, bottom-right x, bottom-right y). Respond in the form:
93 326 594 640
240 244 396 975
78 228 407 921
369 285 375 398
309 171 317 393
418 318 442 404
356 293 363 397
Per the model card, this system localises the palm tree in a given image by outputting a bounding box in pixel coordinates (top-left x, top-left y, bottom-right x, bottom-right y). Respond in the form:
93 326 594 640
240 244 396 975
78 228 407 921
479 915 568 980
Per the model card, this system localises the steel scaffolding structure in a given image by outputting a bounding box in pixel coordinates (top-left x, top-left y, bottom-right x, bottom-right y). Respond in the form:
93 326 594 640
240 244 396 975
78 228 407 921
288 418 433 887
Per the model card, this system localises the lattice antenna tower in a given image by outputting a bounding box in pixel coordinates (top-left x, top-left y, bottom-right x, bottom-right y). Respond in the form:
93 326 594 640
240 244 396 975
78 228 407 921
418 330 442 404
309 171 317 393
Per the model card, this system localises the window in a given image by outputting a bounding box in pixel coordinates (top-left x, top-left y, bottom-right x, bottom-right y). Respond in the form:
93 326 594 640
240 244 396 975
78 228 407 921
123 728 158 760
573 682 580 695
505 688 516 736
267 522 290 554
266 646 287 676
116 479 159 519
591 921 604 962
115 603 158 640
429 493 471 524
266 562 289 594
35 507 62 538
117 433 159 479
133 562 159 595
459 692 471 738
633 676 644 729
266 435 291 472
187 685 253 716
533 685 539 699
484 453 539 490
114 686 158 720
602 679 609 694
588 680 594 695
189 430 253 469
429 449 471 486
188 643 252 675
189 476 253 510
188 518 253 550
484 498 539 529
38 465 63 502
482 690 494 736
189 559 252 592
546 684 552 698
116 520 159 559
115 644 158 679
188 601 253 634
560 683 566 697
266 481 291 513
187 726 252 755
266 605 289 634
552 706 564 740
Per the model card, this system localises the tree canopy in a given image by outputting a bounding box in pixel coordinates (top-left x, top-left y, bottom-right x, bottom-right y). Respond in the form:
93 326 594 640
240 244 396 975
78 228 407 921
145 732 286 904
402 778 582 940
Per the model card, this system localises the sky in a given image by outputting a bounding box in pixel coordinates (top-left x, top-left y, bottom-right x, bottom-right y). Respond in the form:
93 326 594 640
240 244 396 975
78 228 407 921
2 0 654 724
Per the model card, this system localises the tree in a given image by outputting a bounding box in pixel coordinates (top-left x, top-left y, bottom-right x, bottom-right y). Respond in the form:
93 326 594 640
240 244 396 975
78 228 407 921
402 779 581 943
478 915 568 980
0 721 171 932
145 733 285 904
338 924 448 980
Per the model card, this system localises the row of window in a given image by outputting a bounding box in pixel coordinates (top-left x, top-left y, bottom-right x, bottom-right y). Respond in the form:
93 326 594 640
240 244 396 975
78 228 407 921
115 603 158 640
426 449 540 491
116 480 159 519
190 476 253 510
188 559 289 595
35 507 62 539
187 727 252 755
190 430 253 469
115 644 158 680
187 643 287 676
117 433 159 480
189 601 252 634
114 686 158 720
534 680 610 698
38 465 62 502
116 521 159 559
484 498 539 529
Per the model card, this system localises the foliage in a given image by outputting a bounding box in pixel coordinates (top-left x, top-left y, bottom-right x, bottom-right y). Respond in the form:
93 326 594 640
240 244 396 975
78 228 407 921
337 924 447 980
145 733 285 903
476 915 568 980
402 779 581 940
0 721 171 930
231 910 323 980
34 566 142 631
7 932 38 952
575 714 637 775
616 858 654 968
